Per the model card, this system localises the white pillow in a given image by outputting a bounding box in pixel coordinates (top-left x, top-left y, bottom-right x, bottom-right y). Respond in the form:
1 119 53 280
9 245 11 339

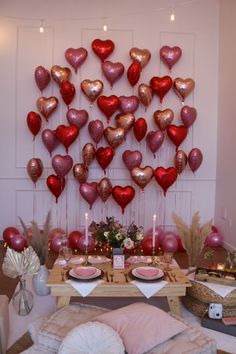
58 321 125 354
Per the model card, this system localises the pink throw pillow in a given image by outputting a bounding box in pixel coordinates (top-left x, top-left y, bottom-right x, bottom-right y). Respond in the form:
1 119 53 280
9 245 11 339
95 303 187 354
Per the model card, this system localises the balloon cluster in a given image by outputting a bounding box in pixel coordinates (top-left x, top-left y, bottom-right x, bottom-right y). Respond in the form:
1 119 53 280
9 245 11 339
26 39 203 214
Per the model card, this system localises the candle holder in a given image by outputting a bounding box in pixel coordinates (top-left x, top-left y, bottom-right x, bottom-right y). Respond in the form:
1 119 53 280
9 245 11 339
150 246 156 265
84 245 89 266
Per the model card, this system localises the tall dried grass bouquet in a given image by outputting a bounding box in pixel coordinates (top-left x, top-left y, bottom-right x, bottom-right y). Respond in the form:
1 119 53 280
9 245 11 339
19 211 51 265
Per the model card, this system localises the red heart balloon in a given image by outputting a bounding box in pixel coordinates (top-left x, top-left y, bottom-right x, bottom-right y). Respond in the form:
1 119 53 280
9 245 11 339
112 185 135 214
167 125 188 151
153 167 177 196
56 125 79 153
60 80 75 107
133 117 147 142
96 146 114 172
27 111 42 139
47 174 65 203
91 39 115 62
149 76 172 103
97 95 120 123
127 62 141 87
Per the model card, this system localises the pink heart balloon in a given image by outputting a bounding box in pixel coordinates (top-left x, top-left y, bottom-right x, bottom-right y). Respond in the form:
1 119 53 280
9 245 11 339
42 129 60 156
119 95 139 114
65 47 88 73
188 148 203 173
122 150 143 171
79 182 99 209
180 105 197 128
34 66 50 91
52 154 73 178
88 119 104 145
146 131 164 157
160 46 182 71
102 61 125 88
66 108 88 129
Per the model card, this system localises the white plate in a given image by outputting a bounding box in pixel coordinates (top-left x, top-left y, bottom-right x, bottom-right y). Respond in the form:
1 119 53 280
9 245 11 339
88 256 110 264
132 267 164 280
69 267 101 280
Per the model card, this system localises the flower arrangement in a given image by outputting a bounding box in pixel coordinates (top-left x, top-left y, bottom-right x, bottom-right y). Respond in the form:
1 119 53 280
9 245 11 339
89 216 143 249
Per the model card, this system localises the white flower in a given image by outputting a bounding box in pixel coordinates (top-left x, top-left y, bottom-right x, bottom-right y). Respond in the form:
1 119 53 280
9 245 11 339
136 232 143 241
115 232 123 241
123 237 134 249
104 231 109 239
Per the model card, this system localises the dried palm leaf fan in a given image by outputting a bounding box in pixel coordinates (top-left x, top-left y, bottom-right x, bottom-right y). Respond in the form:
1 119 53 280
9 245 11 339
173 211 212 267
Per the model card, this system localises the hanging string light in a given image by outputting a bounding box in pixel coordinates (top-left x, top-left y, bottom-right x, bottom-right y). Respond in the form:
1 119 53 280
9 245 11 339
39 19 44 33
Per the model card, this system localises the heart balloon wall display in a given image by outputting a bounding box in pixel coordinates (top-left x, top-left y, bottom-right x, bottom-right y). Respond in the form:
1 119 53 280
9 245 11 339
138 84 153 111
153 167 178 196
65 47 88 73
27 111 42 139
34 66 50 92
112 185 135 214
66 109 88 129
79 182 99 209
122 150 143 171
127 62 141 87
146 131 164 158
47 175 66 203
60 81 75 107
129 48 151 69
133 117 147 142
96 146 114 172
36 96 58 122
180 105 197 128
52 154 73 178
97 177 112 202
174 150 187 174
119 95 139 114
131 166 153 191
150 76 172 103
173 78 195 103
167 125 188 151
104 127 125 149
91 39 115 62
115 113 135 134
102 61 125 88
81 79 103 105
82 143 96 166
56 124 79 153
97 95 120 123
88 119 104 145
153 109 174 131
27 158 43 184
73 163 88 184
160 46 182 71
188 148 203 173
42 129 60 156
51 65 71 87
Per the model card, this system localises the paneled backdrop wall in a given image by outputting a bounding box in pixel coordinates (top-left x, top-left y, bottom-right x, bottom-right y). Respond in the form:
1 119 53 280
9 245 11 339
0 0 219 236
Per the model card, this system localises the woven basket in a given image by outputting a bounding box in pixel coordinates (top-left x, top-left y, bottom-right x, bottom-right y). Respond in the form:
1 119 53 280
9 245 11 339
187 280 236 306
182 293 236 318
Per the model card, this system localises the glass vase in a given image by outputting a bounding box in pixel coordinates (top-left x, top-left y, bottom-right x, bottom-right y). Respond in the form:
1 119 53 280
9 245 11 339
13 276 33 316
33 264 50 296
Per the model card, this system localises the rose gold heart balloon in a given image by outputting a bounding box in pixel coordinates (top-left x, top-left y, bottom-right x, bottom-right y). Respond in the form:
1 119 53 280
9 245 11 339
73 163 88 184
138 83 153 111
131 166 153 191
174 150 187 174
82 143 96 166
115 113 135 134
104 127 125 149
81 79 103 104
129 48 151 69
153 109 174 131
51 65 71 86
173 78 195 103
27 158 43 184
36 96 58 122
97 177 112 202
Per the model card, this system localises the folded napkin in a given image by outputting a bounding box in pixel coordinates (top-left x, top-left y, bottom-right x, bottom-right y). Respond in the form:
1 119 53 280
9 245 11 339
188 273 235 298
131 280 168 299
66 279 104 297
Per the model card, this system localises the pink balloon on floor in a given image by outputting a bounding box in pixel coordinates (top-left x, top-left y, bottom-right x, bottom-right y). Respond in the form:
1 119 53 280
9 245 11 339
162 234 178 253
50 234 67 253
141 236 159 255
10 234 28 252
78 234 95 252
205 232 224 247
68 231 83 249
49 228 65 240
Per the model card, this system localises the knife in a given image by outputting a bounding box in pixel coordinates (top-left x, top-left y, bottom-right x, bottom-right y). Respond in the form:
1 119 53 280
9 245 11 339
166 271 173 282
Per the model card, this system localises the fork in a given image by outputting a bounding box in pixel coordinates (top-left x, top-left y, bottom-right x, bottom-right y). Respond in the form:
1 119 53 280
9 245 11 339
105 271 109 282
124 273 129 283
110 273 114 282
61 270 65 282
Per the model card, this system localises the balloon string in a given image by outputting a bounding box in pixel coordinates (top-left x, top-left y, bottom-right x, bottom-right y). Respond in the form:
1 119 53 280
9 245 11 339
65 176 68 236
33 183 36 219
163 194 166 232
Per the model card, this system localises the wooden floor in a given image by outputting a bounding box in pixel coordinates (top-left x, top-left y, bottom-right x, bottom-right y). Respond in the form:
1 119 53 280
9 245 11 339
0 240 227 300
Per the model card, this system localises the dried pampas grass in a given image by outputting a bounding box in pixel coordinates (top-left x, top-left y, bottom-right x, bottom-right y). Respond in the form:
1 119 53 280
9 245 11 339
173 211 212 267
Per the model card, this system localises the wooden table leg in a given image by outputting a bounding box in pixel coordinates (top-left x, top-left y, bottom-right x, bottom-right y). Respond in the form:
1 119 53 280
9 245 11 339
57 296 70 308
167 296 182 316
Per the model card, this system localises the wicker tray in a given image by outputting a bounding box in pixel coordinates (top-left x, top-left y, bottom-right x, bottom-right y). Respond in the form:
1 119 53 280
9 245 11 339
195 267 236 286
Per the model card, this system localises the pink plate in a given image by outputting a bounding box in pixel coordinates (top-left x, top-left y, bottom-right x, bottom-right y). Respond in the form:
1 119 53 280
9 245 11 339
136 268 159 277
75 267 97 277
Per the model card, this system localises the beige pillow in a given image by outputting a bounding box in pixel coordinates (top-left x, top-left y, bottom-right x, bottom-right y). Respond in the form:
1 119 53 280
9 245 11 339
95 303 187 354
